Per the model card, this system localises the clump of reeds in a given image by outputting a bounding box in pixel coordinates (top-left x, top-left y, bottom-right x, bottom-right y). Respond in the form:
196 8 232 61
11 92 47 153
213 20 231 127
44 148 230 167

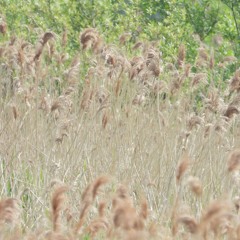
0 22 240 240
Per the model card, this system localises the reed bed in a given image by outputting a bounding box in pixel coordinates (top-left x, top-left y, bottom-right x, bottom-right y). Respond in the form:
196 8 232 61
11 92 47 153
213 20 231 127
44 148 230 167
0 27 240 239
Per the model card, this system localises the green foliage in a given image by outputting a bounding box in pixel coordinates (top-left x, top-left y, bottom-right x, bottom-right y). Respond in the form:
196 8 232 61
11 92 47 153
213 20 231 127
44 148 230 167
184 0 220 40
220 0 240 56
0 0 239 58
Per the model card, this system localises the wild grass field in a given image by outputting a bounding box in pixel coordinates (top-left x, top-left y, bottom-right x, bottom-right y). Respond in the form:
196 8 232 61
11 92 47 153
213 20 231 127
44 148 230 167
0 26 240 239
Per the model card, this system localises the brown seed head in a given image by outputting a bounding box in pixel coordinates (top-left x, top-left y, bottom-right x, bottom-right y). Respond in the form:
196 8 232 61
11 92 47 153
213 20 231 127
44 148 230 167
213 34 223 46
176 152 190 183
224 105 239 119
0 21 7 35
102 111 108 129
62 29 68 48
86 217 109 238
80 28 103 53
132 41 143 50
9 35 16 46
223 56 237 64
196 47 209 67
209 50 215 69
184 63 192 77
86 201 109 237
0 47 5 57
42 32 55 45
178 215 199 234
234 196 240 212
119 32 131 45
51 101 61 112
98 201 106 218
187 176 202 196
0 198 19 225
113 204 144 231
227 149 240 172
75 176 109 234
178 44 186 68
51 185 68 232
198 47 209 61
191 73 207 87
140 199 148 220
112 185 146 233
200 199 231 226
230 69 240 92
187 114 202 130
92 176 109 199
12 106 18 120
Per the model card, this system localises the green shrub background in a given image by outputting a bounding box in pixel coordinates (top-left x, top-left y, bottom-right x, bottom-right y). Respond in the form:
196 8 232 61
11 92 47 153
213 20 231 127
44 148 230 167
1 0 239 59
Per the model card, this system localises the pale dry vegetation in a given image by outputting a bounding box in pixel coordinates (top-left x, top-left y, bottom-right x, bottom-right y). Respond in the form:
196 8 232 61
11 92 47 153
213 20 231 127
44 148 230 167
0 27 240 239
